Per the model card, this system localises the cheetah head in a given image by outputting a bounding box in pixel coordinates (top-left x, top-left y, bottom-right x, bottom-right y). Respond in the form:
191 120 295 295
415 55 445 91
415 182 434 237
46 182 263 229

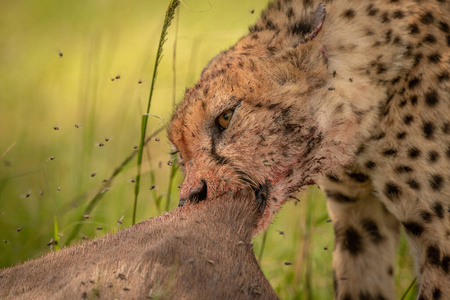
168 7 359 233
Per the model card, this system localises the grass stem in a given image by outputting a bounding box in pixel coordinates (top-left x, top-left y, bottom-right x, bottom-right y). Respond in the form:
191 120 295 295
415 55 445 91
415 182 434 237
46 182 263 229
132 0 180 225
401 277 417 300
258 230 268 263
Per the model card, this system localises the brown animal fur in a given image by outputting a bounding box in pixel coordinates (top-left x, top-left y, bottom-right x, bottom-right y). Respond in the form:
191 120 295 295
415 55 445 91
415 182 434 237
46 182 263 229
0 191 278 300
168 0 450 299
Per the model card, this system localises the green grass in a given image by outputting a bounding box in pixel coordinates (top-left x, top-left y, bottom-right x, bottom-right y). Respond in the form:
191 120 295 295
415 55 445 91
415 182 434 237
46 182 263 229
0 1 415 299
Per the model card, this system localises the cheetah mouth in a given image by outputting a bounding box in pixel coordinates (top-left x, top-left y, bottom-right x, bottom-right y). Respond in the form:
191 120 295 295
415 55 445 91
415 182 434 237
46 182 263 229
177 178 270 213
253 182 269 214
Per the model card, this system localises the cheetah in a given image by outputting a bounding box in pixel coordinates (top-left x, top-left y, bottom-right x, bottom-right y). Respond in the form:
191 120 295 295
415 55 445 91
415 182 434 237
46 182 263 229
168 0 450 299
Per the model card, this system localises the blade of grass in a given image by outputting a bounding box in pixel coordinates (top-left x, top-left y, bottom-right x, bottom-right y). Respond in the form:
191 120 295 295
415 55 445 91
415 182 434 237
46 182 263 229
172 7 179 108
401 278 417 300
293 186 316 299
164 163 178 212
64 126 165 246
258 230 268 263
0 141 16 161
53 216 60 251
132 0 180 225
161 5 181 213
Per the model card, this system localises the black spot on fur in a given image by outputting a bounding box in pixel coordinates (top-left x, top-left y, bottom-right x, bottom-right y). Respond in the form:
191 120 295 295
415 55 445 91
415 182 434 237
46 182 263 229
265 20 278 31
408 23 420 34
408 147 421 158
326 191 357 203
429 174 444 191
420 12 435 25
408 77 421 89
402 221 424 236
365 161 376 169
397 132 407 139
249 25 263 32
381 12 390 23
376 63 388 74
392 76 402 85
428 53 441 63
439 21 449 33
355 145 365 155
404 115 414 125
428 151 439 162
362 219 384 243
423 122 435 139
407 180 420 190
433 202 444 218
433 288 442 300
393 36 402 45
420 211 433 223
442 256 450 274
366 5 379 16
410 95 418 106
343 9 356 19
396 166 413 173
413 53 423 66
290 19 311 35
438 72 449 82
427 245 441 266
392 10 404 19
347 172 369 183
384 182 401 201
342 227 363 255
371 132 386 140
425 91 439 107
423 34 437 44
286 7 294 19
384 30 392 43
443 123 450 134
383 149 397 156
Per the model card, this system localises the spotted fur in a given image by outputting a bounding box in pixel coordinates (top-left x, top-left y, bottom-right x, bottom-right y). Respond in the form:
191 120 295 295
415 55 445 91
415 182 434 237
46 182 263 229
169 0 450 299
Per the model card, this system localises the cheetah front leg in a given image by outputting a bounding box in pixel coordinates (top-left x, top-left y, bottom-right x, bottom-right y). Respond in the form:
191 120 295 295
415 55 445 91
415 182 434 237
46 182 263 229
371 179 450 299
322 174 400 300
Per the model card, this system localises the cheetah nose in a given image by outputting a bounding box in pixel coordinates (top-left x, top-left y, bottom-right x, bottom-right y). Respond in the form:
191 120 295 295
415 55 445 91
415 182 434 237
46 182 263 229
188 180 208 203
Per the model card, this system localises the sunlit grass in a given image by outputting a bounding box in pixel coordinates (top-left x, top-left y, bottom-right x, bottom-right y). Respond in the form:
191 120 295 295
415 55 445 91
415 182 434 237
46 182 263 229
0 1 415 299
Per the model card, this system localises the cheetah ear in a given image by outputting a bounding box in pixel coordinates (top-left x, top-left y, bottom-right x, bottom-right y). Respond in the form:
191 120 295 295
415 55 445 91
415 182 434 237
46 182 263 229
310 3 327 38
306 3 326 41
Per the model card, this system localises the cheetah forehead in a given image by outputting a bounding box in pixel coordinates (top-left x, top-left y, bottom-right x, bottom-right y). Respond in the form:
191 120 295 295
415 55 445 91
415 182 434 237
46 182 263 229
170 42 321 132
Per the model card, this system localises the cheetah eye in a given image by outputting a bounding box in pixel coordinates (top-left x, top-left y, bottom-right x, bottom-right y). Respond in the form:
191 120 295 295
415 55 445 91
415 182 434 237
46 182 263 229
216 109 234 131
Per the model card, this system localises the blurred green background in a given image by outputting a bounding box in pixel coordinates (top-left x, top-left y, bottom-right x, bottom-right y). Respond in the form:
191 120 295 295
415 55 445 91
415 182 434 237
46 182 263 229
0 0 415 299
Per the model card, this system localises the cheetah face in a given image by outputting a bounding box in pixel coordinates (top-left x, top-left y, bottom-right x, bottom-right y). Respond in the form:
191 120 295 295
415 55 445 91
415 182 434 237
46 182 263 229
169 30 353 233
